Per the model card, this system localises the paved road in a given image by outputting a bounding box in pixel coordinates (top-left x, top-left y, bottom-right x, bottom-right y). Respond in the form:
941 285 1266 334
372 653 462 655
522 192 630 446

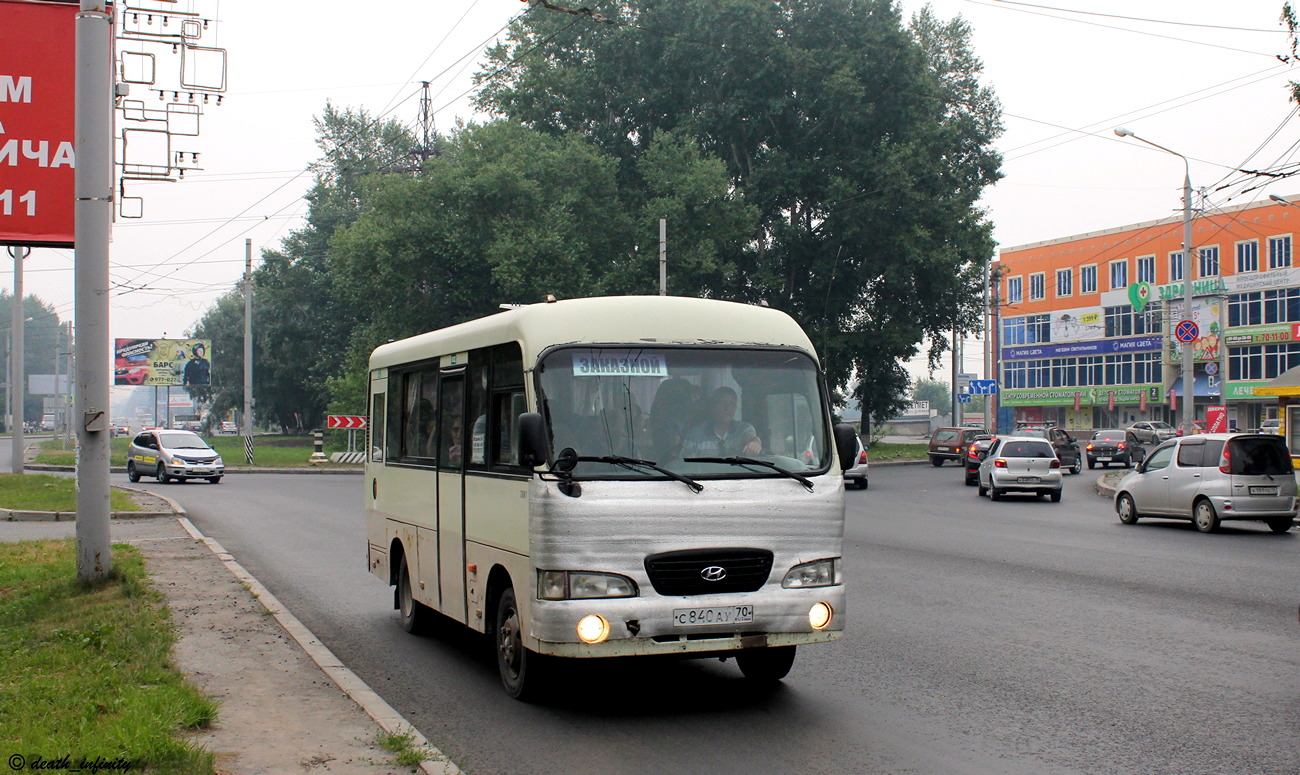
130 464 1300 775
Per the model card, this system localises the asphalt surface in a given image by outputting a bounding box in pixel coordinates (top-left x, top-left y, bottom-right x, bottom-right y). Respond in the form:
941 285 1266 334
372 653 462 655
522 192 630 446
119 460 1300 775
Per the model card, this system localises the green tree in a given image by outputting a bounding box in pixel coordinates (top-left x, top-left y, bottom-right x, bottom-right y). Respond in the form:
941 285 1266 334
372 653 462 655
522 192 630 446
476 0 1003 403
913 377 951 412
0 294 65 429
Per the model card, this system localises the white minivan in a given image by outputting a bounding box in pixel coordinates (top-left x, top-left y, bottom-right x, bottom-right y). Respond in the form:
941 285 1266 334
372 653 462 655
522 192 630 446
1113 433 1296 533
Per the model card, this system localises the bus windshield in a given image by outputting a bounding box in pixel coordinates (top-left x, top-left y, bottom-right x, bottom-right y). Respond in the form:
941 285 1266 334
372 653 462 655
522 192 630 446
537 346 830 479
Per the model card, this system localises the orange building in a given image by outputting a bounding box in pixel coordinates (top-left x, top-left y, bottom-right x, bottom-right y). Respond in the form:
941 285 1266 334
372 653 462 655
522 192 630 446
994 196 1298 433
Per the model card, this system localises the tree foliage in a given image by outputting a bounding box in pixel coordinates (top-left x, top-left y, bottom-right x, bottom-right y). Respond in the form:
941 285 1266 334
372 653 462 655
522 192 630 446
0 294 66 429
477 0 1002 408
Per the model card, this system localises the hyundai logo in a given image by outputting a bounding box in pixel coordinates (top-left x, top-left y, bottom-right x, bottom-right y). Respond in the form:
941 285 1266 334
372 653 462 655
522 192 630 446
700 566 727 582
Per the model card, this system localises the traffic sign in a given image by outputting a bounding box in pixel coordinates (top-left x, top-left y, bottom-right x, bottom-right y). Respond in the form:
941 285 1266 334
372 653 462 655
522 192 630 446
327 415 368 429
968 379 999 395
1174 320 1199 343
1204 362 1218 376
958 393 972 403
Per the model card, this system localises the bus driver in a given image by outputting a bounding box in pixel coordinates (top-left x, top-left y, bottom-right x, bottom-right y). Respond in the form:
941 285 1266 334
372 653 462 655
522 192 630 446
681 386 762 457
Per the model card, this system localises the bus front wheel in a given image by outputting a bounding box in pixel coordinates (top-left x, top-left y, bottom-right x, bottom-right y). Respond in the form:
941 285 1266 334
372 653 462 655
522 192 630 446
736 645 796 683
495 586 547 701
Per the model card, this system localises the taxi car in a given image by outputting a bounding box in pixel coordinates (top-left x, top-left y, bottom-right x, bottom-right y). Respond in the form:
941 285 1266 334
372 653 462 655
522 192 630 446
127 428 224 484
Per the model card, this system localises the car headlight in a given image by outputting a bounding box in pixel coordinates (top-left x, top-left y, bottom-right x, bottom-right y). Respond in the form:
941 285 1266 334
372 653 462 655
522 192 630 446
537 570 638 600
782 558 842 588
214 456 223 466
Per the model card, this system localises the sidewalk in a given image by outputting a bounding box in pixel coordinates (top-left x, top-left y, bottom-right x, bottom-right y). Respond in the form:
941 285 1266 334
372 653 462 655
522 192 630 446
0 495 457 775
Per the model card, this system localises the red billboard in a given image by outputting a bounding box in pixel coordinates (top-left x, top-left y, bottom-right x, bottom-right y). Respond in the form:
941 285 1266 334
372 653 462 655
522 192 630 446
0 0 79 247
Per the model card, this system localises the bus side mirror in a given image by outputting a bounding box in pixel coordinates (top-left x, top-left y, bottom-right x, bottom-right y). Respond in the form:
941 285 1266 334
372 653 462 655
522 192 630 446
517 412 548 468
834 423 858 471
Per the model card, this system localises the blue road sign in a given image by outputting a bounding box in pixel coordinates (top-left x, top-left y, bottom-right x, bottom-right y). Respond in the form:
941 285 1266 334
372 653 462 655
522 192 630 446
969 379 999 395
958 393 972 403
1175 320 1199 343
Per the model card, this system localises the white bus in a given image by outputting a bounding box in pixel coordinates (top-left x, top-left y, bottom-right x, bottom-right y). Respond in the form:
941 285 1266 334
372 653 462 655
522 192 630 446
365 296 857 699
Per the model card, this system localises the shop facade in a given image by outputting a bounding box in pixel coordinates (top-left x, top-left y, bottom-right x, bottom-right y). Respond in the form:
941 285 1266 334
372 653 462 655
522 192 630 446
995 196 1298 434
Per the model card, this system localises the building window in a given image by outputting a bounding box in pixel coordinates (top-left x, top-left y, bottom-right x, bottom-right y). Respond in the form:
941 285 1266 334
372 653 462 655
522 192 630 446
1264 287 1300 324
1136 255 1156 284
1104 303 1163 338
1198 246 1219 277
1003 314 1051 346
1268 235 1292 269
1236 240 1259 273
1007 276 1022 304
1029 272 1046 301
1109 260 1128 290
1055 268 1072 298
1169 251 1184 282
1230 345 1263 381
1080 265 1097 294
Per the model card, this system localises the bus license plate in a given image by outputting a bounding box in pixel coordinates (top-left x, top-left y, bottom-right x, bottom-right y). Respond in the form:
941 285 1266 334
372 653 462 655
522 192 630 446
673 606 754 627
1017 476 1039 483
1250 486 1279 496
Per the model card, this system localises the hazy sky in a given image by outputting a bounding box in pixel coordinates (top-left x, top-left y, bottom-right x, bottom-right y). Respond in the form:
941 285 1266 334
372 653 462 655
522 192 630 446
8 0 1299 384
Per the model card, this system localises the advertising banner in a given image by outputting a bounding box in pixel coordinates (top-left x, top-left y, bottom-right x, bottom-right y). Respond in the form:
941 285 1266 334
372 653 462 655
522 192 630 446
1000 385 1162 407
0 0 81 246
1206 405 1227 433
1002 334 1162 362
114 338 212 386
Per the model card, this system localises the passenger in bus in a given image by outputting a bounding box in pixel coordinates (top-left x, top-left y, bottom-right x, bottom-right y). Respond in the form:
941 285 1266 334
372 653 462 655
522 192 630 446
646 378 694 461
681 386 762 457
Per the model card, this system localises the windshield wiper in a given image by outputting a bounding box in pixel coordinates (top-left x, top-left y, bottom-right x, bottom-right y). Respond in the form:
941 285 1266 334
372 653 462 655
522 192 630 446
573 454 704 493
683 456 814 492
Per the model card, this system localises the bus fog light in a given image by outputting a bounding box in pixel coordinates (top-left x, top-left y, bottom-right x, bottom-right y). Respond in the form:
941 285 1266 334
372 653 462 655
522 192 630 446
809 602 833 630
576 614 610 644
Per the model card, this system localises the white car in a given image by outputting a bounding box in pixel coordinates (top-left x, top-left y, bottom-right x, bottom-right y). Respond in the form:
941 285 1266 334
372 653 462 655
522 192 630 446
844 438 868 490
977 436 1064 502
218 421 238 435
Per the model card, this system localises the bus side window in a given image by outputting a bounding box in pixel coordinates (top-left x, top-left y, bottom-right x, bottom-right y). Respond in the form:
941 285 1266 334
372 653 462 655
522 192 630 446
494 391 526 467
370 392 385 463
468 359 488 467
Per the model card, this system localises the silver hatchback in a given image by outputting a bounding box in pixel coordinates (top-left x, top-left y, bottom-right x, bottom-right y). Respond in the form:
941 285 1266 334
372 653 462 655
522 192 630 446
127 428 225 484
977 436 1064 502
1113 433 1296 533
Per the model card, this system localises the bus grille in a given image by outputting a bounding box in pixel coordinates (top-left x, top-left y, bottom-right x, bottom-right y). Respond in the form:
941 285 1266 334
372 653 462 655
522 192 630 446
643 549 774 596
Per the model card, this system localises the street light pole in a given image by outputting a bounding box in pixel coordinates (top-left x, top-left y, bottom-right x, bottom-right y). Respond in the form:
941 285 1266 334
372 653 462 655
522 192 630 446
1115 127 1196 436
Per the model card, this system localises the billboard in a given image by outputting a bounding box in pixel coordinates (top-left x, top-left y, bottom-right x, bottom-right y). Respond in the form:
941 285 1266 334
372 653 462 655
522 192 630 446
0 0 81 246
114 338 212 386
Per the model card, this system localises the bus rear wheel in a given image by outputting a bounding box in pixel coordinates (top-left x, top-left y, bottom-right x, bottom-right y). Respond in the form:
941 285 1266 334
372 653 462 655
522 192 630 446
736 645 796 683
495 586 548 701
396 555 429 634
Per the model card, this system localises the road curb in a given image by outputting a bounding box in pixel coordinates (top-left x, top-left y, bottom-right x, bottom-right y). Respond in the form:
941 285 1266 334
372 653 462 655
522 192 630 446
176 517 462 775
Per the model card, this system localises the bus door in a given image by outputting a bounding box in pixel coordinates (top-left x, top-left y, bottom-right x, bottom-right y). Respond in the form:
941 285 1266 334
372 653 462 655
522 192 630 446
437 366 467 623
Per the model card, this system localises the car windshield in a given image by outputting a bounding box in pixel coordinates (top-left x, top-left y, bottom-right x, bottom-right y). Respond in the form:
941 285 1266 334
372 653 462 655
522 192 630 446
1093 430 1126 440
1149 422 1173 430
999 440 1055 458
537 346 829 479
158 431 210 450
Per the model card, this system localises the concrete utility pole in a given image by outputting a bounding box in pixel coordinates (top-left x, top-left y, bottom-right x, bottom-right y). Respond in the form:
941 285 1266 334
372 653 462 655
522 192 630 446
243 238 254 463
659 219 667 295
8 246 27 473
1115 127 1195 436
75 0 114 584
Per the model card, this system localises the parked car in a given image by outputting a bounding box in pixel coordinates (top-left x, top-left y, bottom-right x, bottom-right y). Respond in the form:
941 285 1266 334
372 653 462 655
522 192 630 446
964 435 997 486
1085 429 1137 469
1113 433 1296 533
127 428 224 484
844 437 869 490
977 436 1064 502
1015 426 1083 474
218 421 238 435
1127 420 1177 445
1257 418 1282 435
928 427 987 467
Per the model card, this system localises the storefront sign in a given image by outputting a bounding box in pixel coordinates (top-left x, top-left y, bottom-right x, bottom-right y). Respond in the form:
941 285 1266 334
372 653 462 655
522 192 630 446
1157 277 1228 300
1002 335 1161 362
1223 325 1295 347
1000 385 1162 407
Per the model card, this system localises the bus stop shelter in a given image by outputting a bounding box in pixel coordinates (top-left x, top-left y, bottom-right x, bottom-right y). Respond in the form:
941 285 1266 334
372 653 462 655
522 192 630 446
1251 365 1300 465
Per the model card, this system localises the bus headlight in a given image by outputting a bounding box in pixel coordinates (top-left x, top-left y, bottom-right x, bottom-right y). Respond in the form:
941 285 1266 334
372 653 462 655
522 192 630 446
809 602 833 630
576 614 610 644
781 558 842 588
538 570 638 600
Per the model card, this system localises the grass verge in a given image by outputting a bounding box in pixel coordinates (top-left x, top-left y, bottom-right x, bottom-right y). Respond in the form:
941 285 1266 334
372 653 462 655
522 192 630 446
0 473 139 512
0 539 217 773
864 442 929 462
374 729 437 768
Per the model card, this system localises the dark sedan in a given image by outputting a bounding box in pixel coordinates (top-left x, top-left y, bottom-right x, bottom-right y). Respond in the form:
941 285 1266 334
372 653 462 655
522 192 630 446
1085 429 1136 469
964 435 997 485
